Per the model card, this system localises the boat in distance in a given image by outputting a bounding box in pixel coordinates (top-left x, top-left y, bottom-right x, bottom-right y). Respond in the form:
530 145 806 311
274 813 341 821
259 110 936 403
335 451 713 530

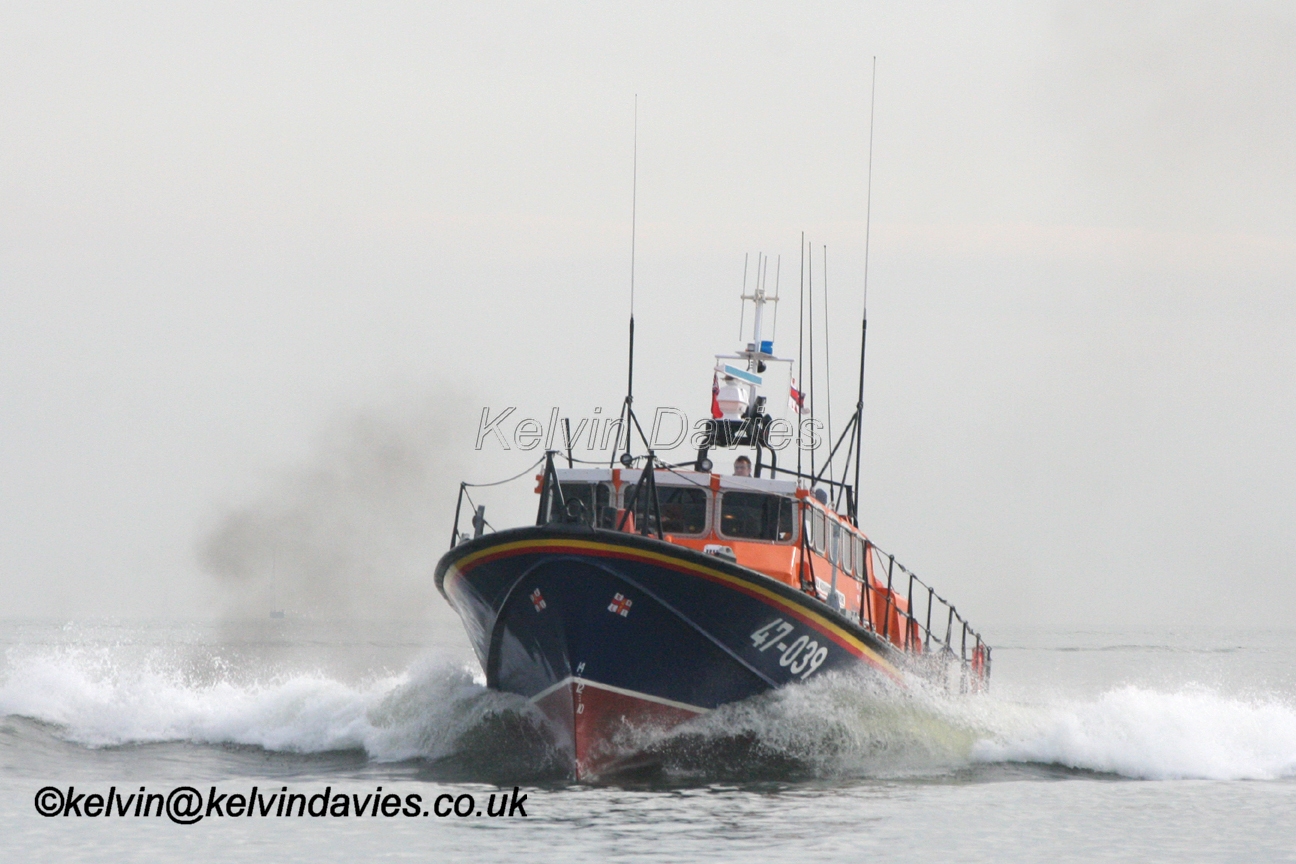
435 258 990 780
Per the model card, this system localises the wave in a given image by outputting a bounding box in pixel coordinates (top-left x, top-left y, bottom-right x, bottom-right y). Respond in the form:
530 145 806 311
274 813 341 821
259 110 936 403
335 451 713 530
0 642 562 780
3 642 1294 783
972 685 1296 780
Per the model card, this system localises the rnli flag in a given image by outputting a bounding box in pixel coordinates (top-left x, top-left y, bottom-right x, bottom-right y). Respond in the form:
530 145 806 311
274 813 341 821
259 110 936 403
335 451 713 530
789 376 805 414
711 371 723 419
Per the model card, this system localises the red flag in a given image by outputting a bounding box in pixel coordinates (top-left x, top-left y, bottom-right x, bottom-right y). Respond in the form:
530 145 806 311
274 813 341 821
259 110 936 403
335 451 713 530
711 372 723 419
789 376 804 414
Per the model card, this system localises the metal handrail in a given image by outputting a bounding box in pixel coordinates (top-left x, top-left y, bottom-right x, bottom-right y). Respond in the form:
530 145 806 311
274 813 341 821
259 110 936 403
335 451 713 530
840 539 992 684
449 454 548 546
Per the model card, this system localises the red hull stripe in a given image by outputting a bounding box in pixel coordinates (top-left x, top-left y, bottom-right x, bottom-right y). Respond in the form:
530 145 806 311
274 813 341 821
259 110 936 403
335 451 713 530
445 538 902 682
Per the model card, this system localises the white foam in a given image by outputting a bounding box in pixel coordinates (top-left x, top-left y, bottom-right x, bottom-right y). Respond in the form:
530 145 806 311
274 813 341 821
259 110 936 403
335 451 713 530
5 643 1296 781
653 672 1296 781
973 685 1296 780
652 670 983 778
0 644 517 763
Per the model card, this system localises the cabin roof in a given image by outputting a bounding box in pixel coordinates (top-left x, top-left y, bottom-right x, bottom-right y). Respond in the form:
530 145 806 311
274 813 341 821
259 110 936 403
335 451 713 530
553 467 797 495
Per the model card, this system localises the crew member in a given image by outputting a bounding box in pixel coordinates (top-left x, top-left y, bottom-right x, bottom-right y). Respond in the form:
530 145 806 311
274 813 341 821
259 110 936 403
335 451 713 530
733 455 751 477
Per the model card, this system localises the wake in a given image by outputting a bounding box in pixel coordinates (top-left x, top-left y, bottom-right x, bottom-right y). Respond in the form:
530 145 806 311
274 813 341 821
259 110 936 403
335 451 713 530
3 641 1295 782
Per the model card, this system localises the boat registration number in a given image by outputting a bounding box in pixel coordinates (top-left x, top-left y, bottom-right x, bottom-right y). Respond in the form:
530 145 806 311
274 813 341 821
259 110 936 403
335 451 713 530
749 618 829 679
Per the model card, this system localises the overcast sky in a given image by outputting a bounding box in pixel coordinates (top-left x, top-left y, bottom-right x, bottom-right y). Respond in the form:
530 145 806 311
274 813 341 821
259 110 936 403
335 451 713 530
2 1 1294 632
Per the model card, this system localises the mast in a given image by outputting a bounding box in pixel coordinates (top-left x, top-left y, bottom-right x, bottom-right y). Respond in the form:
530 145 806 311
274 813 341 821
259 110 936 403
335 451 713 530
741 256 774 358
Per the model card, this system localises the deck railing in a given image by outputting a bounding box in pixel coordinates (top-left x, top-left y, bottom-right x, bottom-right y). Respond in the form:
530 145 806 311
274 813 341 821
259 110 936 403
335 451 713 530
858 541 991 689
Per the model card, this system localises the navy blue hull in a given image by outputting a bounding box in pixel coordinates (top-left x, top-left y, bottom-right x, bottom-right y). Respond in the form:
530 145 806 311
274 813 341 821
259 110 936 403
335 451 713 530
435 524 902 776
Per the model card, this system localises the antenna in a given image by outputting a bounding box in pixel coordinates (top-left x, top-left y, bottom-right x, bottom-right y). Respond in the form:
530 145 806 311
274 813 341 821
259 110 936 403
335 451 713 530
630 94 638 318
822 244 833 489
614 95 640 467
797 232 805 479
807 236 816 481
738 253 748 340
852 57 877 524
761 254 769 311
770 254 781 343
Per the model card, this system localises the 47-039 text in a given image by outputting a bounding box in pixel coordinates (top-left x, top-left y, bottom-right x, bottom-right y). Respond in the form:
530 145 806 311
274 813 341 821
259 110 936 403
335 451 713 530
749 618 829 679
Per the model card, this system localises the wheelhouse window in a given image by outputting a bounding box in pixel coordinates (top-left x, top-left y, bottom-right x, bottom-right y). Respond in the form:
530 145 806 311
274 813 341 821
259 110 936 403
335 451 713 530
855 536 867 579
550 482 614 528
557 482 592 522
720 492 796 542
624 485 709 536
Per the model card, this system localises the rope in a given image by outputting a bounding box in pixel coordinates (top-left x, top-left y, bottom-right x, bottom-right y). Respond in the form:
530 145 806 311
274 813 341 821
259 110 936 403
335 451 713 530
462 455 547 488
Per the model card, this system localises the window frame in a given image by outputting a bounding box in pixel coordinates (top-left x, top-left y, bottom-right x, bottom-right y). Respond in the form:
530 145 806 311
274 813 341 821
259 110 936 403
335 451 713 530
810 509 826 553
622 483 712 537
716 491 799 544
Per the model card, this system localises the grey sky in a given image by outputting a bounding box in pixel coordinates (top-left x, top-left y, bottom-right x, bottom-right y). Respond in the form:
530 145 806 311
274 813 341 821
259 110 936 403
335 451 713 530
2 2 1293 631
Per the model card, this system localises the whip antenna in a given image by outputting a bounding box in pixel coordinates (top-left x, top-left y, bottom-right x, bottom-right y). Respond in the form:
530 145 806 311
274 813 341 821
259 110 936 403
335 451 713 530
823 244 833 483
614 95 640 467
851 57 876 524
630 94 638 319
797 233 805 479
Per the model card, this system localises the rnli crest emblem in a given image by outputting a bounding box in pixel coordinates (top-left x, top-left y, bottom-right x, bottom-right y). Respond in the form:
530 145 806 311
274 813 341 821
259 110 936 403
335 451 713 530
607 593 632 617
530 588 547 612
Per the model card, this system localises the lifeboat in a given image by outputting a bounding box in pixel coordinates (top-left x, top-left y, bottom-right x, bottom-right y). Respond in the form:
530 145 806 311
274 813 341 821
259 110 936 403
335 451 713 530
435 252 990 780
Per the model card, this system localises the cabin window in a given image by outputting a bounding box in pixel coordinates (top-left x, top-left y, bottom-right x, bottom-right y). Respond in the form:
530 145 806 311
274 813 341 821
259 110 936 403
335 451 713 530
810 509 826 552
721 492 796 542
855 536 867 579
557 483 593 523
548 482 616 528
842 528 853 573
596 482 614 528
623 485 709 536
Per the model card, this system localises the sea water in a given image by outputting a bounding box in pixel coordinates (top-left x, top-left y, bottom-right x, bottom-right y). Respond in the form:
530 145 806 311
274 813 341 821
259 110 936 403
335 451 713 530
2 618 1294 862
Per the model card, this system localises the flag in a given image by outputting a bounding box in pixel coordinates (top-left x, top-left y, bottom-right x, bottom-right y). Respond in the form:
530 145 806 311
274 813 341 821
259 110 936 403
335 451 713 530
711 371 723 419
789 376 804 414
